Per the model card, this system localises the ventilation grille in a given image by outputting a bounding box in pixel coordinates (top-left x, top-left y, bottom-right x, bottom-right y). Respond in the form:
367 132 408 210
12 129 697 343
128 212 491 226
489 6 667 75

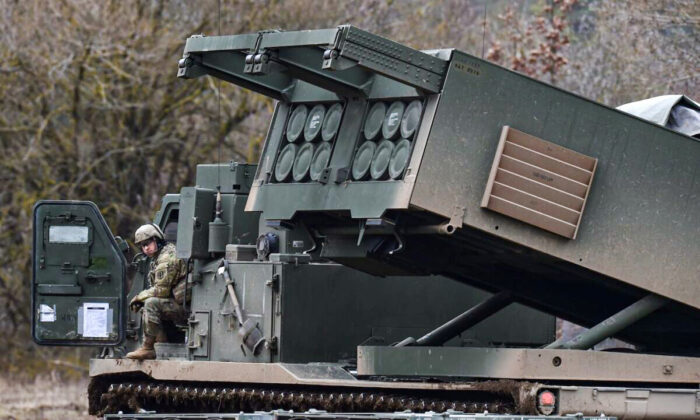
481 126 597 239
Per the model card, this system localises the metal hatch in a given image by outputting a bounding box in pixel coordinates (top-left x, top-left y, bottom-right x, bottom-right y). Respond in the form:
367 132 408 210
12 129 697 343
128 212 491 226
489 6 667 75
32 201 127 345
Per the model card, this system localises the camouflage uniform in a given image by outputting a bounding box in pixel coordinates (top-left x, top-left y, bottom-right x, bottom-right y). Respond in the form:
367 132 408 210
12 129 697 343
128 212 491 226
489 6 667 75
133 243 188 337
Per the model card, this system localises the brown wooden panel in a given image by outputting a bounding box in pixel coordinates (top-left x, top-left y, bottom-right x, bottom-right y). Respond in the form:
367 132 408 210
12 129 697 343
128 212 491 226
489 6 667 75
500 155 588 198
481 126 597 239
507 127 596 171
573 159 599 239
480 127 509 208
491 182 581 225
503 141 592 184
486 196 577 238
495 169 584 211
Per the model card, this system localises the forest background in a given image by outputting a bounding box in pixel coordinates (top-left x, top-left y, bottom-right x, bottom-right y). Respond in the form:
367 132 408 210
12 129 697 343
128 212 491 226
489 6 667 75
0 0 697 417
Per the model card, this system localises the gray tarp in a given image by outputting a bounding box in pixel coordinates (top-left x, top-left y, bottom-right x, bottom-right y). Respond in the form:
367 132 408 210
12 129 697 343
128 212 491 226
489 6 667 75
617 94 700 138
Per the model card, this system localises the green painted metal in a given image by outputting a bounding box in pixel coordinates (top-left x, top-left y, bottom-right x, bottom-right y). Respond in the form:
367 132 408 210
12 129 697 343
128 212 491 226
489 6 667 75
28 25 698 418
176 186 216 259
304 104 325 142
179 44 298 101
177 164 259 259
154 194 181 227
178 26 700 354
410 291 514 347
401 100 423 138
292 143 315 181
545 294 668 350
352 141 376 180
32 201 126 346
382 101 404 140
189 259 555 364
340 26 448 75
258 29 338 49
411 50 700 309
389 139 411 179
195 163 256 194
332 26 447 93
174 164 555 363
287 105 308 142
275 144 297 182
310 142 332 181
364 102 385 140
322 103 344 141
183 34 258 54
357 345 700 384
370 140 394 180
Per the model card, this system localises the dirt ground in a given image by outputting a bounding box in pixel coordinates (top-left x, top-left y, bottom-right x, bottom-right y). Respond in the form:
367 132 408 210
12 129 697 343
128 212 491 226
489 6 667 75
0 375 95 420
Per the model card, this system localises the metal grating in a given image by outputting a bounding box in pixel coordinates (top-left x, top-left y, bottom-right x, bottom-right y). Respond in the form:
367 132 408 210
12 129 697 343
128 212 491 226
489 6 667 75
481 126 597 239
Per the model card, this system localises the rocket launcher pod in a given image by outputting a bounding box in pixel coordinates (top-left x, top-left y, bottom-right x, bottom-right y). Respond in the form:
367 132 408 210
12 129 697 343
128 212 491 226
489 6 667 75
178 26 700 355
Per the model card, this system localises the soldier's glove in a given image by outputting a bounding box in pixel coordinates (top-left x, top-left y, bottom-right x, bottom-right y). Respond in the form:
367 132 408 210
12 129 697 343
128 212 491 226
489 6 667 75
130 289 153 312
129 295 144 312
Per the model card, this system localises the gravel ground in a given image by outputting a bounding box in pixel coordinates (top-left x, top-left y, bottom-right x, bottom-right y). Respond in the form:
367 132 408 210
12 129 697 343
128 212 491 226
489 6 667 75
0 375 95 420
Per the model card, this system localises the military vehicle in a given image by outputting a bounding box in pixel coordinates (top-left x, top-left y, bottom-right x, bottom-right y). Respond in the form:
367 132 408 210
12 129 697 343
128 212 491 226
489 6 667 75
31 26 699 419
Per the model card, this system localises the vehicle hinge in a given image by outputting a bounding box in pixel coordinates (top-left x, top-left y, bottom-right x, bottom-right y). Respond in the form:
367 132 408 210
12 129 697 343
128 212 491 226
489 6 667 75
266 273 280 291
695 390 700 414
322 25 347 71
449 205 465 231
85 272 111 283
267 336 278 354
125 327 138 340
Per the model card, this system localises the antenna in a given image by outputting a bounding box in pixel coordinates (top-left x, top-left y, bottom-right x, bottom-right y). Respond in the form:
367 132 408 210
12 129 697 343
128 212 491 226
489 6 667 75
481 1 488 59
216 0 222 191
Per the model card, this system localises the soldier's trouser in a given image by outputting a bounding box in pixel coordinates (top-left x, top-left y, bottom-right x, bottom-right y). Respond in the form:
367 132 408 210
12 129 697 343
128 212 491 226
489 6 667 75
142 297 187 338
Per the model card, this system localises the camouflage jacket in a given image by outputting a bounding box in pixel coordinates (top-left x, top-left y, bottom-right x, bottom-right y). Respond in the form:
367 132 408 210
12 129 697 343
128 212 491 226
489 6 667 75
136 243 187 301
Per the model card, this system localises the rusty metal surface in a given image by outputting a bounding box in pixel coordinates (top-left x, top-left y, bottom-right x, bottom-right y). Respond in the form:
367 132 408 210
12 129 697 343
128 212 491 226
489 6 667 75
357 346 700 384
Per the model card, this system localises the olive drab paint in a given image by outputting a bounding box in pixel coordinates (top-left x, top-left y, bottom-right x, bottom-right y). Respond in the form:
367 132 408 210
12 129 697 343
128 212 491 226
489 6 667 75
178 25 700 354
29 25 700 419
32 201 127 345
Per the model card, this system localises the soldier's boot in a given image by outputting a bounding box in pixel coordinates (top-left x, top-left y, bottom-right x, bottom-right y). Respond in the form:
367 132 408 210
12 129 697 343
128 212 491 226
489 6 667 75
156 329 168 343
126 320 160 360
125 335 156 360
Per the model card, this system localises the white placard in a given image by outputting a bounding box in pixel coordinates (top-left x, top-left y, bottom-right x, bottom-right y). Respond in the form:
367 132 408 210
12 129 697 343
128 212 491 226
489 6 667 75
82 302 109 338
49 225 89 243
39 304 56 322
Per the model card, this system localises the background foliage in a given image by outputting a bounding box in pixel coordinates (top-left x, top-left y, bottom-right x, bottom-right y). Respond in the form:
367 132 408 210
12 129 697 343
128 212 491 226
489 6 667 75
0 0 697 376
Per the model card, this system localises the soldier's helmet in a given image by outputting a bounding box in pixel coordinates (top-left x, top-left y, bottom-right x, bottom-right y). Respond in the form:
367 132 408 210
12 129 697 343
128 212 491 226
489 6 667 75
134 223 165 246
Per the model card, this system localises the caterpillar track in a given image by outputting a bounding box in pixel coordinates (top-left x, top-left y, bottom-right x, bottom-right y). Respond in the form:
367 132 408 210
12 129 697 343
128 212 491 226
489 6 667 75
92 381 516 416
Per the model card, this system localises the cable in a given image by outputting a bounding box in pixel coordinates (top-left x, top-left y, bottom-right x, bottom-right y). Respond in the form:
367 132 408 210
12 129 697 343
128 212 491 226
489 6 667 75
481 1 488 59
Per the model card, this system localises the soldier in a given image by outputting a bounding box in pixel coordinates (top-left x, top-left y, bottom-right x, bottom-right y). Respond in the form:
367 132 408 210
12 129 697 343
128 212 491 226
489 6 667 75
126 223 188 360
